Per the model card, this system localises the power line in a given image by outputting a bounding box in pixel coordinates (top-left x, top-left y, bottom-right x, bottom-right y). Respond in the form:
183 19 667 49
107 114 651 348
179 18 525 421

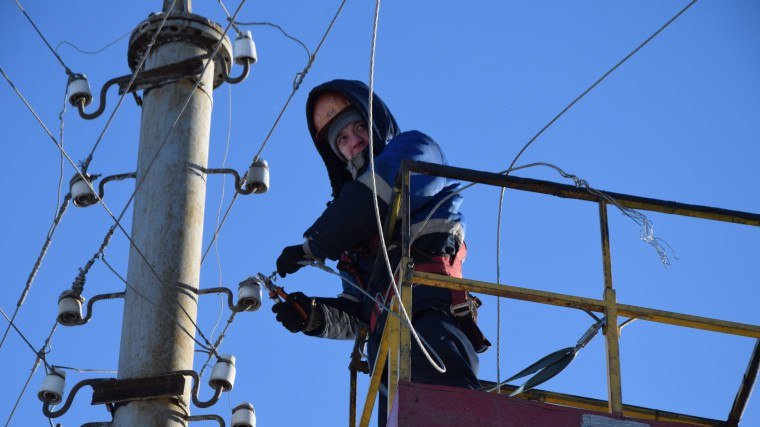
200 0 348 264
11 0 73 76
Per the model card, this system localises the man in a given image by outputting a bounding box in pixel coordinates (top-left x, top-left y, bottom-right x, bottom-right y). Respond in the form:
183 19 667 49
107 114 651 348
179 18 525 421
274 80 488 419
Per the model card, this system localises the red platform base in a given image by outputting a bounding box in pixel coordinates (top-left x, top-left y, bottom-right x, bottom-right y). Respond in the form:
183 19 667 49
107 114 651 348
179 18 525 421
387 381 694 427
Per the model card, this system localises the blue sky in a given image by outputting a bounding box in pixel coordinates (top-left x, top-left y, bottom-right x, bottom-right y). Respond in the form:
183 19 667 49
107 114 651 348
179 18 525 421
1 1 758 426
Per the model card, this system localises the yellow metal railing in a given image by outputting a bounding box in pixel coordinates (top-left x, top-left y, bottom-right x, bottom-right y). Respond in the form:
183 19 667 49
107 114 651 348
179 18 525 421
353 160 760 427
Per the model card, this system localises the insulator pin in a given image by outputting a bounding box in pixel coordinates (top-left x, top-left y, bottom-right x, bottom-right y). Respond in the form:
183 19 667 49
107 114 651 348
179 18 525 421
67 73 93 107
38 369 66 405
233 31 258 65
237 277 262 311
57 290 84 326
70 174 97 207
209 354 236 391
244 159 269 194
232 402 256 427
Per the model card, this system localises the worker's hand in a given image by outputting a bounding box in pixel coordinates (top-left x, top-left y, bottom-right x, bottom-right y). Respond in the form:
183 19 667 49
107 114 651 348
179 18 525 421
272 292 313 333
276 244 308 278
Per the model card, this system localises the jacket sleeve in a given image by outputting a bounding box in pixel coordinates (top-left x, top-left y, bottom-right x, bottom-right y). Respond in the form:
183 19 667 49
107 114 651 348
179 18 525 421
304 131 448 260
305 296 365 340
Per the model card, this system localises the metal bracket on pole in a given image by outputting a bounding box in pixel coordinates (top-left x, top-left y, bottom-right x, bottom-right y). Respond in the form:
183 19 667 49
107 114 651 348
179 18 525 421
91 373 186 406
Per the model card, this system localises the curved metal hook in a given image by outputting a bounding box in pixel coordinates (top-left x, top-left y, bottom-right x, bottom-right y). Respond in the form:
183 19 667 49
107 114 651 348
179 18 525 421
223 59 251 85
176 370 224 409
64 292 125 326
97 172 136 200
197 287 249 312
189 165 256 195
42 378 110 418
188 414 226 426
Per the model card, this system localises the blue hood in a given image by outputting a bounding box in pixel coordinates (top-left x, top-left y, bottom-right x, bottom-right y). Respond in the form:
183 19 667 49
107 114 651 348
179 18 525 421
306 79 400 198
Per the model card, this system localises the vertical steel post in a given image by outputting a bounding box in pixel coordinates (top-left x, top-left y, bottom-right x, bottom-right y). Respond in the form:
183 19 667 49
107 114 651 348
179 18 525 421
399 166 413 382
113 1 227 425
599 201 623 415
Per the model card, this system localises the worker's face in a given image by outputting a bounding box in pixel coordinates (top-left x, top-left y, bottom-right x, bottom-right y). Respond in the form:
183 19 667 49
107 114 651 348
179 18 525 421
336 120 369 161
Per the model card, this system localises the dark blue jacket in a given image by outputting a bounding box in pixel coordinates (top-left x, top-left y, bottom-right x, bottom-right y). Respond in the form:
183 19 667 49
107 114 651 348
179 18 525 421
300 80 467 340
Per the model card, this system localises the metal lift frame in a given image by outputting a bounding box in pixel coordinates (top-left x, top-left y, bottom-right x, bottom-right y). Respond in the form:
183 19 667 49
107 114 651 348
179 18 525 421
356 160 760 427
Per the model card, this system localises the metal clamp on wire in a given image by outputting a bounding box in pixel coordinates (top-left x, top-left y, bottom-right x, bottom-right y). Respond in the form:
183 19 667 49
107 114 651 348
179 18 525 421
39 373 111 418
177 355 237 409
73 56 207 119
196 279 262 312
69 172 136 207
450 296 482 317
222 31 258 84
57 291 125 326
190 161 269 195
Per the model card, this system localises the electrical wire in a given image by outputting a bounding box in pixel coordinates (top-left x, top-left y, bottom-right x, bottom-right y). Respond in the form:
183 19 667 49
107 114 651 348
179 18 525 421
1 62 218 355
100 255 214 353
0 82 72 352
209 84 235 343
493 0 698 279
491 0 697 390
4 322 57 427
216 0 243 35
11 0 73 76
54 29 132 56
233 20 311 61
0 306 53 369
80 0 181 173
364 0 445 374
200 0 348 264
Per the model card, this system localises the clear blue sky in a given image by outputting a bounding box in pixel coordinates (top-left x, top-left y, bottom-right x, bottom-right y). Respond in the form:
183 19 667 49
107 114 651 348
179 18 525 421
1 1 758 426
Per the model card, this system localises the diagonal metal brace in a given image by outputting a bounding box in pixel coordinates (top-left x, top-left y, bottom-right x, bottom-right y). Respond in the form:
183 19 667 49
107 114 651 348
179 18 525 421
77 56 207 120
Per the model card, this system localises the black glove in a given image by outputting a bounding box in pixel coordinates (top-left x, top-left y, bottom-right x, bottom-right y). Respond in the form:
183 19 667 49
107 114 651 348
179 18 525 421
276 244 308 278
272 292 314 333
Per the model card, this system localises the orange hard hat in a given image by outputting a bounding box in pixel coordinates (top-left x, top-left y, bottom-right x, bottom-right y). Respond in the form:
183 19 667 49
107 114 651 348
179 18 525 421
312 92 352 141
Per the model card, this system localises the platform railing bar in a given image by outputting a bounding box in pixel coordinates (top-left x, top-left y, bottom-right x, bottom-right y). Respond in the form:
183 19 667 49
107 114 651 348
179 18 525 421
402 159 760 227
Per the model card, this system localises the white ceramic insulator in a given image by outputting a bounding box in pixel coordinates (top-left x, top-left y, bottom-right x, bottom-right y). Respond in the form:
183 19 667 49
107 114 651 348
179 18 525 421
70 177 97 207
233 31 257 65
57 293 84 326
245 159 269 194
209 354 236 391
67 75 93 107
38 370 66 404
232 402 256 427
237 278 262 312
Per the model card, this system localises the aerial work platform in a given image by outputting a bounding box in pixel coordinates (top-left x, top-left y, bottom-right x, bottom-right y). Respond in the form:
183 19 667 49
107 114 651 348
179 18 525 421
350 160 760 427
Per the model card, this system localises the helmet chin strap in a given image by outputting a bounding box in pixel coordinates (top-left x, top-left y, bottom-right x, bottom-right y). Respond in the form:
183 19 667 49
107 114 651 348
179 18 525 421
346 150 367 179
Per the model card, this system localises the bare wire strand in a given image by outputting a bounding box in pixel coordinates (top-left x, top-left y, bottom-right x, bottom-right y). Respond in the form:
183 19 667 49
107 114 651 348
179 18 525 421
233 20 311 61
54 29 132 56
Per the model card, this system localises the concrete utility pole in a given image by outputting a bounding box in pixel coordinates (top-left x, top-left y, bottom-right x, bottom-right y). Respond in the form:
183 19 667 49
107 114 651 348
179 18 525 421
114 1 231 425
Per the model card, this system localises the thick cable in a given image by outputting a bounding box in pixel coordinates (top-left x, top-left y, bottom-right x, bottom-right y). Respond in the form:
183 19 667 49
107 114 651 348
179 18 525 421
200 0 348 263
11 0 72 76
365 0 445 373
198 311 237 379
55 30 132 56
80 0 181 173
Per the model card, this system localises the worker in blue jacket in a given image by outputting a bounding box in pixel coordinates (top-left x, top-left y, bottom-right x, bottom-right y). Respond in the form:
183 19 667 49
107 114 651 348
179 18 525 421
274 80 489 420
